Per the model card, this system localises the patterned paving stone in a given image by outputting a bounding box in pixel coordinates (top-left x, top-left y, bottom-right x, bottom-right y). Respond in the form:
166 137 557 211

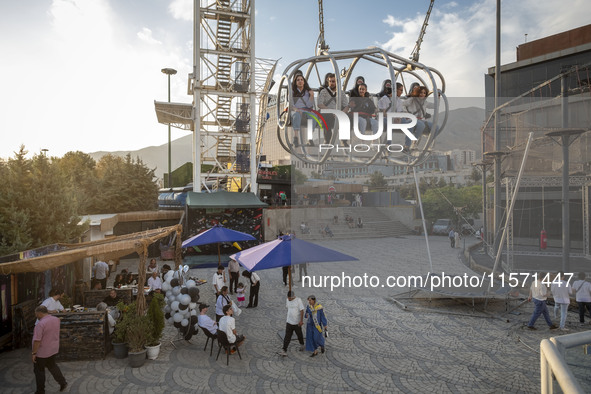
3 236 590 393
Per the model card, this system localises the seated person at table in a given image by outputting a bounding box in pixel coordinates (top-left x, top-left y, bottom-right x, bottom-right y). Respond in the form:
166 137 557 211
124 270 136 285
161 264 171 277
103 289 121 307
147 270 162 293
96 302 116 335
197 304 217 335
113 273 127 288
41 289 65 313
147 258 159 274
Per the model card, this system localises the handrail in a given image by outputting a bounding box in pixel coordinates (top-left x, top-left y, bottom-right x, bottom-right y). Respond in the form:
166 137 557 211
539 331 591 393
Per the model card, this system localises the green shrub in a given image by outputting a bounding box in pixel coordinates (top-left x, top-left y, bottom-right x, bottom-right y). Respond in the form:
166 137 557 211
146 293 165 346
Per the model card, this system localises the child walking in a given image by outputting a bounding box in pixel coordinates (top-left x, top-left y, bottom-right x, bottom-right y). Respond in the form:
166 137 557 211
236 282 246 307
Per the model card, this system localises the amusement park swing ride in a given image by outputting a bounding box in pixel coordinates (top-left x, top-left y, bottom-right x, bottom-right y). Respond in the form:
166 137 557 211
272 0 449 169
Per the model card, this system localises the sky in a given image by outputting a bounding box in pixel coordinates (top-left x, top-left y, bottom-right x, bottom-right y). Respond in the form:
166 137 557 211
0 0 588 160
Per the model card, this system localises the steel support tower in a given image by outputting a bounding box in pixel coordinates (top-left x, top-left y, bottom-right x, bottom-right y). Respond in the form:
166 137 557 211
192 0 257 193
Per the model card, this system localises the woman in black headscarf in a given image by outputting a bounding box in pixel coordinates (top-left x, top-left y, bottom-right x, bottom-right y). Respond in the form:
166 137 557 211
347 76 365 97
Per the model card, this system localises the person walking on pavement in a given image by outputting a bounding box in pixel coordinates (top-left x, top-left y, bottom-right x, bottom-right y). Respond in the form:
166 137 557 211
527 273 558 330
305 295 328 357
448 229 455 248
572 272 591 325
550 272 573 331
279 291 305 356
32 306 67 393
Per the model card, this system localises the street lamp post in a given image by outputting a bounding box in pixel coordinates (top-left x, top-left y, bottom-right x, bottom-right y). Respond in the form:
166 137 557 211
161 68 177 188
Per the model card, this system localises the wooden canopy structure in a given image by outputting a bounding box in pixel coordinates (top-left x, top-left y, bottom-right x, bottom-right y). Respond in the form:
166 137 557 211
0 225 183 315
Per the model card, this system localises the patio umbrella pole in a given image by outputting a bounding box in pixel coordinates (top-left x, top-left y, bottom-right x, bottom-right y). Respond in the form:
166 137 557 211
289 266 292 293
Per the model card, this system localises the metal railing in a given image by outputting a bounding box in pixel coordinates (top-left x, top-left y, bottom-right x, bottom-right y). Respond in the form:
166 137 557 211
540 330 591 393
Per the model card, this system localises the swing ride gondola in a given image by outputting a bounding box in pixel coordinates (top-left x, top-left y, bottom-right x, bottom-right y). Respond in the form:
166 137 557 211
271 0 449 168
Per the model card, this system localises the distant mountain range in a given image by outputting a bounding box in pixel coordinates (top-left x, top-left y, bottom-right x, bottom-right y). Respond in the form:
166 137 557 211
88 107 485 179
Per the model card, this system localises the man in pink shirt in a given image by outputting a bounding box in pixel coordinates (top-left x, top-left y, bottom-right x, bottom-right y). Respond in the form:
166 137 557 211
32 306 67 393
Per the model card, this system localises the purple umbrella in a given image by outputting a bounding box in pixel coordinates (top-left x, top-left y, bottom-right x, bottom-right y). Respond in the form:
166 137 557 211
230 234 358 290
182 224 256 265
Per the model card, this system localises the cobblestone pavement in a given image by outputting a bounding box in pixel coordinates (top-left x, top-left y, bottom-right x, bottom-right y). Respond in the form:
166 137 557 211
2 235 590 393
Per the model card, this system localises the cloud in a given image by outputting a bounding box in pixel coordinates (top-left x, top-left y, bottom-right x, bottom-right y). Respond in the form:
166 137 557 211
270 16 276 21
168 0 192 21
380 0 590 97
382 15 404 28
0 0 192 159
137 27 162 45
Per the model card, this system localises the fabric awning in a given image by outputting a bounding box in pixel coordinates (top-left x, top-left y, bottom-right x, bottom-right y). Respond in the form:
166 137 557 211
185 191 267 208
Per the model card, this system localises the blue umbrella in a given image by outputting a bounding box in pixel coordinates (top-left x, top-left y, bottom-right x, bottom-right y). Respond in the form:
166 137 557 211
230 234 358 290
182 224 256 265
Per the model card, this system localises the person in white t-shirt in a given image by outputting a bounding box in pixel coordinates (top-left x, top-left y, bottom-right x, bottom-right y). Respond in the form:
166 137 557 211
572 272 591 326
93 259 110 289
550 272 573 331
527 273 558 330
218 304 245 349
147 271 162 294
197 304 217 335
212 266 225 297
279 291 305 356
41 289 65 314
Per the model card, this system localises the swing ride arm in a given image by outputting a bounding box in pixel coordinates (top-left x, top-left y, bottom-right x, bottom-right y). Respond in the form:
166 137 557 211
410 0 435 63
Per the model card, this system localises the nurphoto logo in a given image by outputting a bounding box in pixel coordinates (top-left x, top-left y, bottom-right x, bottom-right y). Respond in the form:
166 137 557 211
301 110 418 153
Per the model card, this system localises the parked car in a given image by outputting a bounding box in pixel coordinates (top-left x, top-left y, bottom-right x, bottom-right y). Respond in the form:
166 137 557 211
431 219 453 235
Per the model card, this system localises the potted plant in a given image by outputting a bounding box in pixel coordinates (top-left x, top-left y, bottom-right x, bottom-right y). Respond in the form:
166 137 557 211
111 301 132 359
145 293 165 359
126 314 151 368
60 294 73 311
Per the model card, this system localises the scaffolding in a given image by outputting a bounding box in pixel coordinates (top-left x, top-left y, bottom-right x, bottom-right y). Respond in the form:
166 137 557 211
482 63 591 267
154 1 277 193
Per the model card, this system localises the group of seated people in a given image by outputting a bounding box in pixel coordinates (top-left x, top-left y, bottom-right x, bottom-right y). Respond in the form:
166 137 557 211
198 303 245 354
343 215 363 229
290 71 437 151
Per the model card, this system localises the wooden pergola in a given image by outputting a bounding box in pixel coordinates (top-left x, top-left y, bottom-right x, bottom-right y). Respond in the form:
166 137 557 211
0 225 183 315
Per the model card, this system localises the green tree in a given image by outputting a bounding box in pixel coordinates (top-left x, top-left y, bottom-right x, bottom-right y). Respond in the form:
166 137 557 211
468 167 482 185
0 146 85 255
422 185 482 227
93 154 159 213
55 151 99 214
368 171 387 190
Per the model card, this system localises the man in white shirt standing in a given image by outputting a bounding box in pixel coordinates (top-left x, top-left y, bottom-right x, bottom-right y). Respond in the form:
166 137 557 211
572 272 591 326
41 289 65 314
212 265 225 297
219 304 245 350
93 258 110 289
279 291 305 356
527 272 558 330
